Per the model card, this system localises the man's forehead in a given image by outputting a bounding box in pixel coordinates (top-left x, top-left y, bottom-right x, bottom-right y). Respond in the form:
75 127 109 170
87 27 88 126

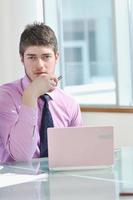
24 45 54 54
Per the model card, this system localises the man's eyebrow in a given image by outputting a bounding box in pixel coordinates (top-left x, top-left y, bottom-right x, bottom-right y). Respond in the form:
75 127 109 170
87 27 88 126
42 53 52 55
26 54 36 56
26 53 52 56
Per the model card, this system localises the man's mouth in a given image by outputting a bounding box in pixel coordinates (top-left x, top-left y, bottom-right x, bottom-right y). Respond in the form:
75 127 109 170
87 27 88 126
35 72 46 75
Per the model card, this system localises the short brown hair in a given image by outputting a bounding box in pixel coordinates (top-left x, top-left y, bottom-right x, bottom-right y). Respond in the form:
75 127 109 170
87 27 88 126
19 22 58 56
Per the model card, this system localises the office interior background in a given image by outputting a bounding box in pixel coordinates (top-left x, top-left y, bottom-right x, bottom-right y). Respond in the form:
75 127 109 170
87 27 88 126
0 0 133 147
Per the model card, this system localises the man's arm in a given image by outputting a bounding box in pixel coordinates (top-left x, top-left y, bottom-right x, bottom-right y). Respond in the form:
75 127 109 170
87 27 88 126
0 88 38 161
69 101 83 127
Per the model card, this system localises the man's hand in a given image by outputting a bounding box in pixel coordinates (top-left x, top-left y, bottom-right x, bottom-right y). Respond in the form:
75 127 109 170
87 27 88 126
22 74 58 107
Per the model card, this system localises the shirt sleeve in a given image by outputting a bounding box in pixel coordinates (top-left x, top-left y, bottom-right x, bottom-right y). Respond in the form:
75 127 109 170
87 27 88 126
69 100 83 127
0 88 39 161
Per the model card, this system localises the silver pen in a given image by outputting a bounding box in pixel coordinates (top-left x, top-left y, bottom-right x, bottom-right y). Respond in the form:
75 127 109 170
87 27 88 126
57 75 62 81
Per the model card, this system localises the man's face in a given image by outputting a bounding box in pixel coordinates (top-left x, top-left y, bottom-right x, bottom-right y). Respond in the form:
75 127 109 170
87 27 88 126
21 46 59 81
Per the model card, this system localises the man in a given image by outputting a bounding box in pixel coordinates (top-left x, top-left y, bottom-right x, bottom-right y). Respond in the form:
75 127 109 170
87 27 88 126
0 22 82 163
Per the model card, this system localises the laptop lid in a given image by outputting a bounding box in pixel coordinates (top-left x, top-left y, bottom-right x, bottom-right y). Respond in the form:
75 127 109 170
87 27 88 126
48 126 114 170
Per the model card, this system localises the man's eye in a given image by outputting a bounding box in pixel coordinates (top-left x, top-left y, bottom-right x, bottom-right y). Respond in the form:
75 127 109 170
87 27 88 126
28 56 36 60
42 55 51 60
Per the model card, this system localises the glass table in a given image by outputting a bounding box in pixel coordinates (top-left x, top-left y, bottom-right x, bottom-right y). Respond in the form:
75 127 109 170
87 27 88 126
0 147 133 200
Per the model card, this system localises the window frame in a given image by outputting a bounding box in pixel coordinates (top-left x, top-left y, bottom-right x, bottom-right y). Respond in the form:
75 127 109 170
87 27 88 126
43 0 133 110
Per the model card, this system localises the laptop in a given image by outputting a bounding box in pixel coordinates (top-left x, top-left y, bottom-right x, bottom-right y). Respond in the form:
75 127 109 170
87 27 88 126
47 126 114 170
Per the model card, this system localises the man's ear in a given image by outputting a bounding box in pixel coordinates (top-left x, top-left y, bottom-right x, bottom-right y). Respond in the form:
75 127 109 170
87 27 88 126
55 52 59 61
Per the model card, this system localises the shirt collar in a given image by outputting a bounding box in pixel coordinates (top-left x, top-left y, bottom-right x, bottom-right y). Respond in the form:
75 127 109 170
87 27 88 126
47 88 58 100
21 75 31 90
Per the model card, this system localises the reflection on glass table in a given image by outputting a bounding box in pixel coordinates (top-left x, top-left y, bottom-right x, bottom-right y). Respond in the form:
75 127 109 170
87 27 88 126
0 147 133 199
48 171 116 200
117 147 133 197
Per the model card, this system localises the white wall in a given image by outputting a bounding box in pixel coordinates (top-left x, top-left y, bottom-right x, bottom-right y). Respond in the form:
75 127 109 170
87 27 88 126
82 112 133 148
0 0 43 84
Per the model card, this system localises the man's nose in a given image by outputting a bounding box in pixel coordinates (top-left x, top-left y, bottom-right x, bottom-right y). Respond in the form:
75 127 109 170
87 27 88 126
36 58 44 69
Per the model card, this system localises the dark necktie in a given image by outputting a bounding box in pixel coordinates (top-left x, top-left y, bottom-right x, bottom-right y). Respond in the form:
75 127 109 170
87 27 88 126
39 94 54 157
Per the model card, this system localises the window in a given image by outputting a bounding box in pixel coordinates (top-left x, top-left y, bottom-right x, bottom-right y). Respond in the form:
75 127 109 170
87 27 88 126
43 0 132 107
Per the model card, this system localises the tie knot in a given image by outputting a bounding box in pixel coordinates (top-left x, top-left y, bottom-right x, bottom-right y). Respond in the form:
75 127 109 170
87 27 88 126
40 94 51 102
